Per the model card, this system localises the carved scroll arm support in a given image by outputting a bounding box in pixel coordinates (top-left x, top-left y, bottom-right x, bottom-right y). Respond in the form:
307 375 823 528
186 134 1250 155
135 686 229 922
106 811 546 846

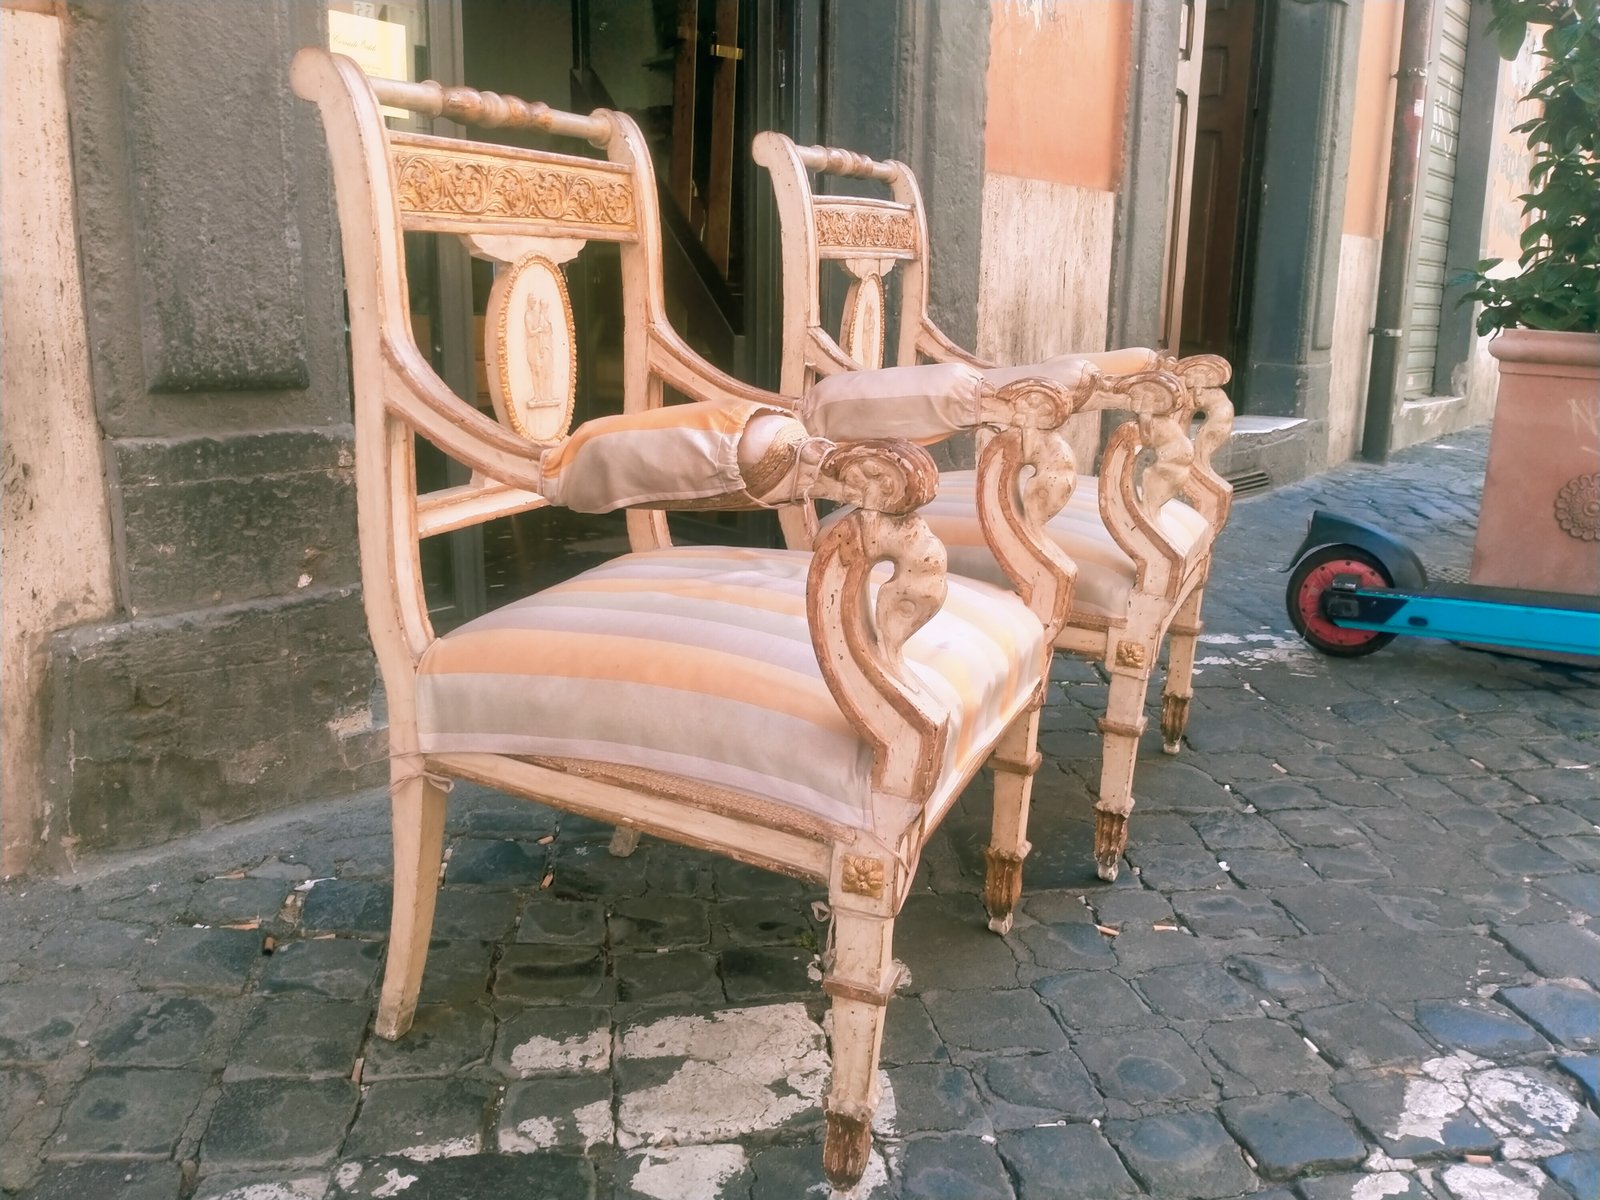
808 326 870 378
648 325 800 413
381 339 554 492
1160 353 1235 530
971 375 1098 643
1095 372 1196 599
915 317 995 370
806 441 952 805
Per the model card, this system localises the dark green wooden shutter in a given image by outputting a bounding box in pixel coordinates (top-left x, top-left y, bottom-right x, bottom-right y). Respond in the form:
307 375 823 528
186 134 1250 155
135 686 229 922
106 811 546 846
1404 0 1470 399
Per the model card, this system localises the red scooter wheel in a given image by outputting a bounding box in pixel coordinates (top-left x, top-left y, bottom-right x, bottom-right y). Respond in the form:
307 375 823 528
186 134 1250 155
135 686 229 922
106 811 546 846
1287 546 1396 657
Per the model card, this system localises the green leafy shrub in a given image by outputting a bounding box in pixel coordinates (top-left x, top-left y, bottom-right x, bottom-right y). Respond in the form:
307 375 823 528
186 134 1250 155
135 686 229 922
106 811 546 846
1457 0 1600 335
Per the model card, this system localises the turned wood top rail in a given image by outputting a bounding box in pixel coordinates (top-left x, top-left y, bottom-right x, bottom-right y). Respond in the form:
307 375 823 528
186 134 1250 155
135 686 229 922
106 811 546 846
369 75 611 144
790 142 901 183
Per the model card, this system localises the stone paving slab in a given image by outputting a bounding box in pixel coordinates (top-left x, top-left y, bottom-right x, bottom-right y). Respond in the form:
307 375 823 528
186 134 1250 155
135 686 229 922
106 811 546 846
2 427 1598 1198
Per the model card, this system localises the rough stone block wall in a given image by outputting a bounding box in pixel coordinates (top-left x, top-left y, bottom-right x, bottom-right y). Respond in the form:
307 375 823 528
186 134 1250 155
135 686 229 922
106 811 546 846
29 0 385 861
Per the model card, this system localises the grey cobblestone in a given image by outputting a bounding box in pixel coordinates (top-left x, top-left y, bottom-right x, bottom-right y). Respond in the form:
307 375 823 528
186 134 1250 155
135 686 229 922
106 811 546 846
4 428 1599 1199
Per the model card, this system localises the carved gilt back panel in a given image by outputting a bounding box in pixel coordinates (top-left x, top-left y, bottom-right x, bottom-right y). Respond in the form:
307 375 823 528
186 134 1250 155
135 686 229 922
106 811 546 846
753 132 932 391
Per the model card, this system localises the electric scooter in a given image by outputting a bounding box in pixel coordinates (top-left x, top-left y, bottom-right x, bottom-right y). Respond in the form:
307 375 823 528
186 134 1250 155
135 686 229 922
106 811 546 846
1284 511 1600 659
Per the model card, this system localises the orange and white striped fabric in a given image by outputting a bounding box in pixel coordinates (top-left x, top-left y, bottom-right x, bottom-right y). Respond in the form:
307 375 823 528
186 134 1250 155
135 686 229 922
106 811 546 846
416 546 1044 831
825 471 1209 620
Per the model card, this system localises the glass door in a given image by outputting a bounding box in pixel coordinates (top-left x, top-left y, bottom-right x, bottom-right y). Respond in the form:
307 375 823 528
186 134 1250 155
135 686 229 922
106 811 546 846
327 0 819 628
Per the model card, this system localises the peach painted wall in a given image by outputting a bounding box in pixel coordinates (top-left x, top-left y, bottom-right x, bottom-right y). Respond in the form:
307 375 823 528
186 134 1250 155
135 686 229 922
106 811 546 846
1344 0 1402 239
984 0 1132 191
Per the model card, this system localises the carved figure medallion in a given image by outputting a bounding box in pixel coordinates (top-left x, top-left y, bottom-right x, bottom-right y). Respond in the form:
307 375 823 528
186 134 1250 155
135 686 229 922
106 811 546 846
1554 472 1599 541
485 254 577 441
841 274 886 369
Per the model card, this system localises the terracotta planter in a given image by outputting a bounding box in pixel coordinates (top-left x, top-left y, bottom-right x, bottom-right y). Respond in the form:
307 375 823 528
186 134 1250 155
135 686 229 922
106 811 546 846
1470 330 1600 616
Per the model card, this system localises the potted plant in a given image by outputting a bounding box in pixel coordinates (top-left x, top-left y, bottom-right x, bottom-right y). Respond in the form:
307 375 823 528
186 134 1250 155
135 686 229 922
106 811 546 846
1458 0 1599 601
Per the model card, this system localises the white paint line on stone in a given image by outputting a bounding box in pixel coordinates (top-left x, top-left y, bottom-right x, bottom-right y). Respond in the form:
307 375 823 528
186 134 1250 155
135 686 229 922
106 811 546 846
1363 1150 1416 1172
370 1169 419 1198
500 1116 560 1153
396 1134 478 1163
1387 1053 1479 1145
617 1004 831 1148
871 1068 896 1137
816 1149 890 1199
628 1144 749 1200
1467 1066 1583 1159
508 1026 610 1074
617 1057 827 1149
1438 1163 1546 1200
1351 1173 1416 1200
209 1184 329 1200
573 1098 615 1148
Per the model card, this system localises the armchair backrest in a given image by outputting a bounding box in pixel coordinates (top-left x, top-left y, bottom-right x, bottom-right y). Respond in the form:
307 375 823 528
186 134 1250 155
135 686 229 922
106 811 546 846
292 49 790 697
753 132 937 392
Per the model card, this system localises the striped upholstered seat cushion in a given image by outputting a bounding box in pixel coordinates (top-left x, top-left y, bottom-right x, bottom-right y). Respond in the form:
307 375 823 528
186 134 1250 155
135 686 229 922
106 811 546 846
416 547 1044 832
825 471 1209 621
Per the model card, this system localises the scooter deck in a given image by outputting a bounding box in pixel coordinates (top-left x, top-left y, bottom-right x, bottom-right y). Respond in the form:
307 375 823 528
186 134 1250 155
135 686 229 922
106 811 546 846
1326 580 1600 656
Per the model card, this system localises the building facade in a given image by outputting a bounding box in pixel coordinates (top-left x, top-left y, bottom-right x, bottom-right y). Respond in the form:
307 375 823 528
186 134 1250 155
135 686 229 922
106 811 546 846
1 0 1536 869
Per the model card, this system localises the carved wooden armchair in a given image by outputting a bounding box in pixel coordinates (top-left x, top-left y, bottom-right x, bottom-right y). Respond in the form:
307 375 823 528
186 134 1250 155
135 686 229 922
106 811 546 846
292 49 1077 1188
755 132 1237 881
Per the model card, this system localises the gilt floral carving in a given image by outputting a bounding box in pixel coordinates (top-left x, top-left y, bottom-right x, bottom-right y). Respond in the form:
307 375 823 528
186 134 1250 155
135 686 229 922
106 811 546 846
1115 640 1147 670
840 855 886 898
815 206 915 252
393 148 635 229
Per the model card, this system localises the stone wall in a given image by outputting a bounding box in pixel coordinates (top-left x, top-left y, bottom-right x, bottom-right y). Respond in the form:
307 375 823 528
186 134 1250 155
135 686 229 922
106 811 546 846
1 5 120 873
11 0 385 865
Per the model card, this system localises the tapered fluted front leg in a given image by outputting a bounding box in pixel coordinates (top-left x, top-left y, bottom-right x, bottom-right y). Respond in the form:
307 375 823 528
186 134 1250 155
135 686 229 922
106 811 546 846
821 853 899 1190
1094 665 1152 881
375 770 449 1040
1162 586 1206 754
984 707 1041 934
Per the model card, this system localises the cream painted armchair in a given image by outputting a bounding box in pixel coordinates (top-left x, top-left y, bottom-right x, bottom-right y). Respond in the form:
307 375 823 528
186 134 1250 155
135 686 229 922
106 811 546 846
755 132 1236 881
293 49 1084 1189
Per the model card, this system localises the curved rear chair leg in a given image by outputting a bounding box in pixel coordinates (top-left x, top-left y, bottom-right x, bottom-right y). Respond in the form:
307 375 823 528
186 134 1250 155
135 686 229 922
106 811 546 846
608 827 642 857
1094 661 1152 881
984 706 1041 934
1161 586 1206 754
822 854 898 1191
376 769 449 1040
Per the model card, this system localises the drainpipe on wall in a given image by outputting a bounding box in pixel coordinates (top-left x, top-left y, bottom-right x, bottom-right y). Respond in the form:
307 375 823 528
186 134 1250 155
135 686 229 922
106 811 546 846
1360 0 1435 463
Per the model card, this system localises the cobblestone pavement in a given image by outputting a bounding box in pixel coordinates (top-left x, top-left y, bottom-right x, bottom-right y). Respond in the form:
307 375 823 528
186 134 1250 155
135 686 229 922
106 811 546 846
3 426 1597 1200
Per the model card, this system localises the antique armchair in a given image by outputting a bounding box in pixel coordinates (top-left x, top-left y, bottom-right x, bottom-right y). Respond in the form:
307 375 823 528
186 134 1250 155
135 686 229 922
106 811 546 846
754 132 1237 881
292 48 1077 1188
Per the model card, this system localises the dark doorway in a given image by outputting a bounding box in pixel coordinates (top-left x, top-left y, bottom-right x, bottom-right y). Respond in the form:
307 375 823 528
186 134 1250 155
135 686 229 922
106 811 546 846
333 0 817 629
1178 0 1268 391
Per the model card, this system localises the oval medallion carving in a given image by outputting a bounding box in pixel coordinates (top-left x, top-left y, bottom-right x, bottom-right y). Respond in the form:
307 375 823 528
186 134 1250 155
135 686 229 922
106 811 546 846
485 254 577 442
840 273 886 370
1554 472 1599 541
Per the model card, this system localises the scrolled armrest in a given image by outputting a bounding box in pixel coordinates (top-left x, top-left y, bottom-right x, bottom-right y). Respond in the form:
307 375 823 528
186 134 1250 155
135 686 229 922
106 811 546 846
1095 370 1200 598
806 437 952 803
1161 353 1234 528
972 376 1091 640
